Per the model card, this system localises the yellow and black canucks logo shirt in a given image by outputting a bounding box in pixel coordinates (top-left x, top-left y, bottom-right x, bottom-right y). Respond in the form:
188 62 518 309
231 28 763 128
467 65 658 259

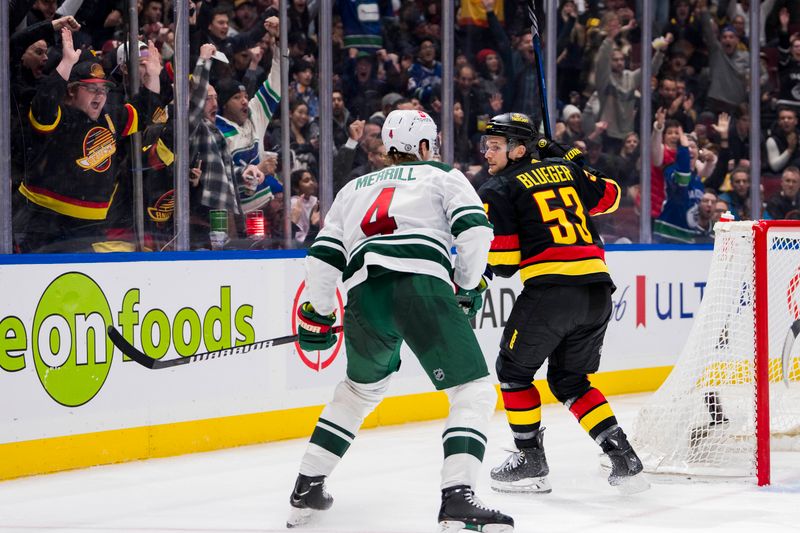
478 157 621 286
20 72 150 221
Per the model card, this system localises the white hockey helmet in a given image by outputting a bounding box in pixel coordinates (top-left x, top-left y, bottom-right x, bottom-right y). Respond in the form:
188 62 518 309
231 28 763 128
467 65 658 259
381 109 438 160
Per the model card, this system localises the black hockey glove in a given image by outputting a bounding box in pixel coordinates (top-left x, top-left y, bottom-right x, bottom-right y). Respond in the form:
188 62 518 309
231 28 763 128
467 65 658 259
297 302 337 351
455 276 488 319
536 137 585 166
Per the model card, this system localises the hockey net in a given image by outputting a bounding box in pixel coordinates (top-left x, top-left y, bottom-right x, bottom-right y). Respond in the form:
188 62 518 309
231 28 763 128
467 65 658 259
632 220 800 485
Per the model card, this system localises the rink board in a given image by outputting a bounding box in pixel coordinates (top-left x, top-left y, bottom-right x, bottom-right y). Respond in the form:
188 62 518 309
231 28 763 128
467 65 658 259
0 246 711 479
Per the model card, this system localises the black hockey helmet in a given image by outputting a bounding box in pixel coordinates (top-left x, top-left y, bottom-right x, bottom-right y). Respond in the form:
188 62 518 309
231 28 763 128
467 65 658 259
482 112 538 160
485 113 536 140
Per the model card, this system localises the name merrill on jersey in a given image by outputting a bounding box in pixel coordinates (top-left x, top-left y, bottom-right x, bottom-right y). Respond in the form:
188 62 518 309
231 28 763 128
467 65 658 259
355 166 416 190
515 164 574 189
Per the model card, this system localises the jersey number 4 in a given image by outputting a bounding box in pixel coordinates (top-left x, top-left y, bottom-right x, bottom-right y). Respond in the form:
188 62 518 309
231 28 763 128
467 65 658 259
361 187 398 236
533 186 592 245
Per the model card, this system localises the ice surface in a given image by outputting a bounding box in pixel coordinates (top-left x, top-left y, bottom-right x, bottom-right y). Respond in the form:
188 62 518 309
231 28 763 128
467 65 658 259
1 393 798 533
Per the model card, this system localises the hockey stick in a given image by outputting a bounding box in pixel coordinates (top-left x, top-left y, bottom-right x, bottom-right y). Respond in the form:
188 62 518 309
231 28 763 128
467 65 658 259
107 325 344 370
781 319 800 386
526 0 552 138
688 390 731 449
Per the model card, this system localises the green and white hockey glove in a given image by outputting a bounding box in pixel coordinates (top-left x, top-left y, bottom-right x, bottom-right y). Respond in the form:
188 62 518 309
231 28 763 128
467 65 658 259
455 277 489 319
297 302 337 351
536 137 585 166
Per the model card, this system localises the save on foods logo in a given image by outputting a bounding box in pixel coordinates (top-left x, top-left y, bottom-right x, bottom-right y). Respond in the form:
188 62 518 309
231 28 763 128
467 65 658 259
290 281 344 371
0 272 255 407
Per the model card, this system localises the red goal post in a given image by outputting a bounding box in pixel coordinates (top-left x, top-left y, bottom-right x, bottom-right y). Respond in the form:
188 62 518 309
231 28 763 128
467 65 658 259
753 220 800 484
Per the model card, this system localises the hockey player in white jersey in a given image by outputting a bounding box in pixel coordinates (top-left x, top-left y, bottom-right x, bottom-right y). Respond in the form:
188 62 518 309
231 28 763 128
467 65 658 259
287 110 514 532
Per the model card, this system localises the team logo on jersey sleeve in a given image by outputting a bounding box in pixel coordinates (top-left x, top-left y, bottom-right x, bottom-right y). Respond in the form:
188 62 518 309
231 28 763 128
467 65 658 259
76 126 116 172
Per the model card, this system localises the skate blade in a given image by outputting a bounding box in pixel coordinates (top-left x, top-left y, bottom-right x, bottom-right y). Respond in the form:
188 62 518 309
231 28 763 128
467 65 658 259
286 506 315 528
610 473 651 495
439 520 514 533
490 476 551 494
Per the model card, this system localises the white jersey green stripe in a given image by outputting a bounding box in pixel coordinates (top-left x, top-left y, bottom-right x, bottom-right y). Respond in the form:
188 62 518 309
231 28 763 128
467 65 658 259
304 160 493 315
308 236 347 271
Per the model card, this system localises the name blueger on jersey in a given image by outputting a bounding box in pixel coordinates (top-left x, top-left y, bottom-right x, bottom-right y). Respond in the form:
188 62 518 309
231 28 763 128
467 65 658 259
515 164 575 189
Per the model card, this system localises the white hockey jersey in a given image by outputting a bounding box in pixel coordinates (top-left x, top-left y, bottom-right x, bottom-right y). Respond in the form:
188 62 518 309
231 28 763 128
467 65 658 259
304 161 494 315
215 52 281 213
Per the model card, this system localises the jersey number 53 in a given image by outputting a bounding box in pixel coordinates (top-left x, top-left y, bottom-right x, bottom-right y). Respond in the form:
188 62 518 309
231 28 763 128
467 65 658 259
533 186 592 245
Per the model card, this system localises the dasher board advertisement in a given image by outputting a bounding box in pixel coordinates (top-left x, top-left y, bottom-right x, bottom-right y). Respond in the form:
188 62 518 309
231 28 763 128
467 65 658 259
0 247 711 477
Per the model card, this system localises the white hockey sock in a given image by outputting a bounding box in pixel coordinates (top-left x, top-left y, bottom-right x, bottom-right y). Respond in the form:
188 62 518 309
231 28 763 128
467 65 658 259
300 376 390 477
441 377 496 489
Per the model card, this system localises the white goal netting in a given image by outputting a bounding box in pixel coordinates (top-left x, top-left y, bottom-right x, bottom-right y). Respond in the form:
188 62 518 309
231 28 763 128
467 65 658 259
632 221 800 481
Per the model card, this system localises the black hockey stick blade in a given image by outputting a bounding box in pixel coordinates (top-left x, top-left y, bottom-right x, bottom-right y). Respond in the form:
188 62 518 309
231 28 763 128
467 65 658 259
781 319 800 386
107 325 344 370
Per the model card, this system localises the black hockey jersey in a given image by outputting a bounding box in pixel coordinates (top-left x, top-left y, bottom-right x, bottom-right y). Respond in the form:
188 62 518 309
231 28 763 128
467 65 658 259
478 157 621 286
19 72 157 220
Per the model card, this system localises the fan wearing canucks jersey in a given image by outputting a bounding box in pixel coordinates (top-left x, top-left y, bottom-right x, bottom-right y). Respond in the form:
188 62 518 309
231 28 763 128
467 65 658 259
287 110 514 532
215 17 281 214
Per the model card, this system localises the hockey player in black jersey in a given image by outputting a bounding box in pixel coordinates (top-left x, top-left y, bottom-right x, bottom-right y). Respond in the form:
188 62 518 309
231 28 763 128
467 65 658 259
477 112 649 495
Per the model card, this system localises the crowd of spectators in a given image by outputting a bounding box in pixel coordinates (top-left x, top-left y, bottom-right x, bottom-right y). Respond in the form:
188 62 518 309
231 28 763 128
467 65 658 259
7 0 800 253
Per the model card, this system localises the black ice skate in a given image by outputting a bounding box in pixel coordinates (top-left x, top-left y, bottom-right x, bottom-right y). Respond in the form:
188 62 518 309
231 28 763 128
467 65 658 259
490 428 551 493
600 427 650 495
286 474 333 528
438 485 514 533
